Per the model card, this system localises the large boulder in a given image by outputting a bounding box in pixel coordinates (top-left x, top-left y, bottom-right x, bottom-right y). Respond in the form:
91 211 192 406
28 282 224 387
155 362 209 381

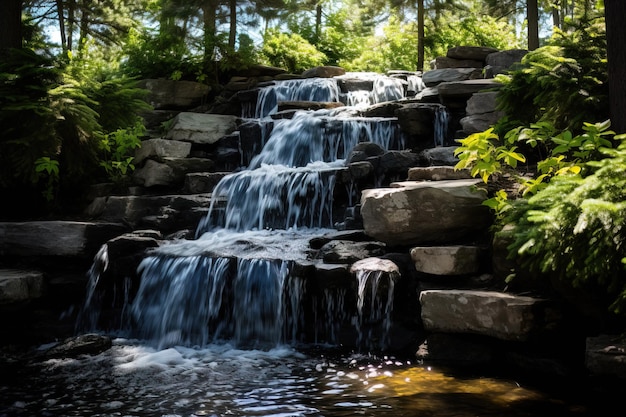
301 66 346 78
420 290 560 341
360 179 491 246
165 112 238 145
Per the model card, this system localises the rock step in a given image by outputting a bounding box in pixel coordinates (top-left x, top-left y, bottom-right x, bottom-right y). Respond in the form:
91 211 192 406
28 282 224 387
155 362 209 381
184 172 230 194
85 194 218 233
420 289 561 342
0 221 127 259
411 245 485 276
132 157 216 188
0 269 45 304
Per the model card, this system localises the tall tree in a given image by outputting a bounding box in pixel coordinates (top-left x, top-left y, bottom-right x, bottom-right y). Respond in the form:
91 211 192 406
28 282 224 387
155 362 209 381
1 0 23 50
417 0 424 70
527 0 539 50
605 0 626 134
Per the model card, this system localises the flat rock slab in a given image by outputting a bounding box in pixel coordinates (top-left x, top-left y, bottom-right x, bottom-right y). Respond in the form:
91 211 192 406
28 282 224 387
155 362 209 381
165 112 238 145
420 290 559 341
411 245 484 275
0 269 44 304
139 79 210 110
0 221 127 258
437 79 501 98
360 179 490 246
407 166 472 181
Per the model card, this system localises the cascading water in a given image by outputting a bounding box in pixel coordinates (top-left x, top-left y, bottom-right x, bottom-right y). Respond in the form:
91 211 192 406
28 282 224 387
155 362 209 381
79 74 412 350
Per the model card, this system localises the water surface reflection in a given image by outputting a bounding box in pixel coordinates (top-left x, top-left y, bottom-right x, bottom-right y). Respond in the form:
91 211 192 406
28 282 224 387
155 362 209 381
0 339 616 416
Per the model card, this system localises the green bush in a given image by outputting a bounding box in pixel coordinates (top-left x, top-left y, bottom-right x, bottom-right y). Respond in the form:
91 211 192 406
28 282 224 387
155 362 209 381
260 29 327 73
504 137 626 317
495 15 608 133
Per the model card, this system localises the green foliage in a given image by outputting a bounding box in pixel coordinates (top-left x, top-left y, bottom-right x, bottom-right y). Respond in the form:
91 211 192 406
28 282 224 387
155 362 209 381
260 29 327 73
341 14 417 72
122 28 204 81
0 47 150 216
99 123 144 183
504 137 626 316
0 49 65 189
455 120 615 209
425 11 521 61
495 14 608 133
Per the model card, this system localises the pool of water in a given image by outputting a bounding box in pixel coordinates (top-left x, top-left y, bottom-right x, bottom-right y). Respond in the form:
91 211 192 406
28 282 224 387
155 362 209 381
0 338 619 417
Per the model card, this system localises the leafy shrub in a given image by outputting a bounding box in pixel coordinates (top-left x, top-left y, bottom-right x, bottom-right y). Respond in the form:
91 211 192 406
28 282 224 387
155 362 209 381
260 29 327 73
99 123 144 184
495 15 608 133
503 137 626 317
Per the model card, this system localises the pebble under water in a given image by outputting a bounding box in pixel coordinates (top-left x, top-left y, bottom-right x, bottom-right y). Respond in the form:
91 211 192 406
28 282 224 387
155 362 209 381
0 339 620 417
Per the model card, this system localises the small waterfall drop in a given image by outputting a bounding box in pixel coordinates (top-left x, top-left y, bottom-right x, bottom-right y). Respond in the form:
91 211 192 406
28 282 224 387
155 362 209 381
434 105 450 147
251 78 341 118
354 269 397 351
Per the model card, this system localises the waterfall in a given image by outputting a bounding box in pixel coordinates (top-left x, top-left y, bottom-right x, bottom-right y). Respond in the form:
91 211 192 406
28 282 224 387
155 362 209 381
128 255 295 348
354 269 396 351
434 105 450 147
252 78 341 118
82 73 415 351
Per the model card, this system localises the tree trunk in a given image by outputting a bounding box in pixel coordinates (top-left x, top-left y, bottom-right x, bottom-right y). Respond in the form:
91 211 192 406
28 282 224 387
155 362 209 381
527 0 539 50
605 0 626 134
552 0 560 29
315 2 322 46
56 0 68 53
416 0 424 71
0 0 22 50
67 0 76 51
202 0 218 61
229 0 236 49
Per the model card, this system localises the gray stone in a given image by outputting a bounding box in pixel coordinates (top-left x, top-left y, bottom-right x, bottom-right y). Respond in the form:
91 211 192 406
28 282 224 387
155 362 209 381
420 290 558 341
422 68 483 87
407 166 472 181
0 221 127 258
85 194 213 232
350 257 400 276
0 269 44 304
432 56 484 69
378 151 422 175
134 139 192 165
317 240 386 264
234 64 287 78
165 112 238 145
447 46 499 61
437 79 502 98
418 146 459 167
360 179 490 246
184 172 229 193
460 113 503 134
313 263 352 288
395 103 445 136
586 334 626 380
44 334 113 358
410 245 484 275
485 49 527 69
133 158 215 188
138 79 210 110
465 92 500 115
301 66 346 78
